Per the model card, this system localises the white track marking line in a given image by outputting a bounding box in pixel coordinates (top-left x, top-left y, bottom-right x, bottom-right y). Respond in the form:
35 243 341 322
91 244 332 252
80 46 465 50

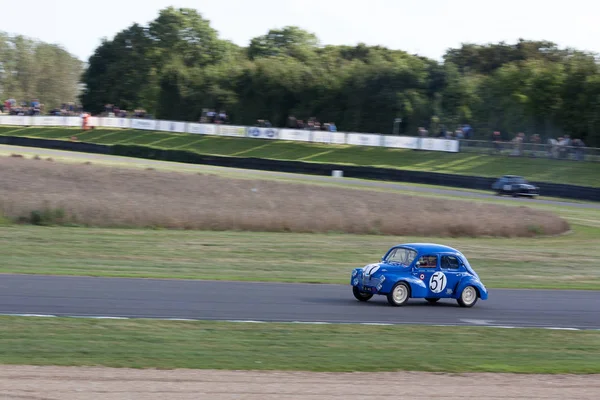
0 313 597 331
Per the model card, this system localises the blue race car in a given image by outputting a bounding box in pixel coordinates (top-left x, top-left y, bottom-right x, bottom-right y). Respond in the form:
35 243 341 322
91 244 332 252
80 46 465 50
350 243 488 307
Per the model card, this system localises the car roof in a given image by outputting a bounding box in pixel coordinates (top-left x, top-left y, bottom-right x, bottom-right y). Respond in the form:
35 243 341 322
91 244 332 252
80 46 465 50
501 175 524 179
393 243 462 255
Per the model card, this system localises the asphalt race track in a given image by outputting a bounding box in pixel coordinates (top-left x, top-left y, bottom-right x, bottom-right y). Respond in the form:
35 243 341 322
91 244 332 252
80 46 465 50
1 144 598 209
1 274 599 330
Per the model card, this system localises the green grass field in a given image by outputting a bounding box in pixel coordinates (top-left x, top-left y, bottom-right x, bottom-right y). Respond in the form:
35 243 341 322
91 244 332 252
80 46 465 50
2 223 599 289
1 316 598 373
1 126 598 187
1 144 599 289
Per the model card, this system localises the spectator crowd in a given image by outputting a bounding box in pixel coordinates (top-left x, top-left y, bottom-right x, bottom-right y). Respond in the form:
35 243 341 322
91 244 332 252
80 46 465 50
490 131 587 161
0 98 592 161
1 98 83 116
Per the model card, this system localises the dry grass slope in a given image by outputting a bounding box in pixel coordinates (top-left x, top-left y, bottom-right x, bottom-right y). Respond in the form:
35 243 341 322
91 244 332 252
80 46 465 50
0 156 569 237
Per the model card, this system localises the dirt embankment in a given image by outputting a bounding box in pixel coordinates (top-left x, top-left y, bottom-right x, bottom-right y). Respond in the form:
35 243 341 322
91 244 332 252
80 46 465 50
1 366 598 400
0 155 570 237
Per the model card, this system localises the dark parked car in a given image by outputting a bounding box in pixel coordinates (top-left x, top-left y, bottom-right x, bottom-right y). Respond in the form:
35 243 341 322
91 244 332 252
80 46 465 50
492 175 539 197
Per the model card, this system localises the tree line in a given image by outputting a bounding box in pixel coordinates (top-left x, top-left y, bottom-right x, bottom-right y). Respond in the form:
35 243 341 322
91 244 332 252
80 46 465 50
0 31 83 111
4 7 600 146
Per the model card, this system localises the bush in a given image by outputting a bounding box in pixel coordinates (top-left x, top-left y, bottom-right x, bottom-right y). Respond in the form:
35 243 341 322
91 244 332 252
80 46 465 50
29 207 66 226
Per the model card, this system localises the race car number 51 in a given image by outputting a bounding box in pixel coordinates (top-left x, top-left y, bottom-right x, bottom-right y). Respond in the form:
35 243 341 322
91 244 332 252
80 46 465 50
429 272 447 293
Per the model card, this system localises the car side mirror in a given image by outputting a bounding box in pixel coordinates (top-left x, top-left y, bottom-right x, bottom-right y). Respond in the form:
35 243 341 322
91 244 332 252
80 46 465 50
415 261 421 267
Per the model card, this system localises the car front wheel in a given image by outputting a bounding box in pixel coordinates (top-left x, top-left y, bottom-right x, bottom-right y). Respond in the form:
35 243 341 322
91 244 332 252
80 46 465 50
457 286 478 308
387 282 410 307
352 286 373 302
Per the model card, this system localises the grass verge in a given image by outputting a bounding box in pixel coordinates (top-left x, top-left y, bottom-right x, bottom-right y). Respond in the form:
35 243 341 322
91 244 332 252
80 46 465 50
0 155 570 237
0 317 598 373
2 225 600 289
1 126 598 187
2 144 597 207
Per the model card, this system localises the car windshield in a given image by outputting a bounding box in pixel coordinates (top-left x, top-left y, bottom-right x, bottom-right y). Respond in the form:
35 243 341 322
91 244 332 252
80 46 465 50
384 247 417 266
510 177 526 184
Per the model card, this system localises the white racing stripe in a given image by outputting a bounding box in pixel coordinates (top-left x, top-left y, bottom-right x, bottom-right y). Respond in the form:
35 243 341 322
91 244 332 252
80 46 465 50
0 313 598 331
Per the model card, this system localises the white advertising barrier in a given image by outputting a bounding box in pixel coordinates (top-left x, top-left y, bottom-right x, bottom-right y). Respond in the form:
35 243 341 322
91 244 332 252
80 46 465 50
157 120 187 133
30 116 66 126
310 130 346 145
383 135 418 149
216 125 246 137
347 133 383 147
279 129 312 142
0 115 461 153
100 117 131 129
247 126 279 139
63 116 83 127
88 116 100 127
130 118 158 131
0 115 31 125
419 137 459 153
187 123 216 135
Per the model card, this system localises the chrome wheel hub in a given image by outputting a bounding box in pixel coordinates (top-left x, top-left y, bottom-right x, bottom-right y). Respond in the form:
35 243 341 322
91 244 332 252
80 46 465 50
462 287 476 304
393 285 407 303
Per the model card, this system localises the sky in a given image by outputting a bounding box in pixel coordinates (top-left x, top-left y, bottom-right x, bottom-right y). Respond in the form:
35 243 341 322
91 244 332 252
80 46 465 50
0 0 598 62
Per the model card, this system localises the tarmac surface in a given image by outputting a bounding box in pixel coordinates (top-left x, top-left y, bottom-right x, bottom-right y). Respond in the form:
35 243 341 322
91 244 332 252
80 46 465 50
1 274 598 330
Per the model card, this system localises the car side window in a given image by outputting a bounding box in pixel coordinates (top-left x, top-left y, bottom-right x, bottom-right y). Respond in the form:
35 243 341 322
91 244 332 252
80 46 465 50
441 256 460 269
417 255 437 268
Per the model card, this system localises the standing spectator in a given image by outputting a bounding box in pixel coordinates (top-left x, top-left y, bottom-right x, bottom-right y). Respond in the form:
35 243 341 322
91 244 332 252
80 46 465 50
512 132 525 156
491 131 502 154
31 99 41 115
462 124 473 139
455 127 464 140
530 134 541 157
572 138 585 161
217 110 227 124
287 115 297 128
417 127 429 150
206 109 216 123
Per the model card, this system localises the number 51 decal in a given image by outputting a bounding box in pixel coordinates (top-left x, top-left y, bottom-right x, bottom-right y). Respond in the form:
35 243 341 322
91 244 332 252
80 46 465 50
429 272 447 294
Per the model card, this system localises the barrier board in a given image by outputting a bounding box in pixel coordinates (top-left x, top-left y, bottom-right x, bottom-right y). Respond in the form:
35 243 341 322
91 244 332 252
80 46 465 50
279 129 312 142
0 115 461 153
347 133 382 147
247 127 279 139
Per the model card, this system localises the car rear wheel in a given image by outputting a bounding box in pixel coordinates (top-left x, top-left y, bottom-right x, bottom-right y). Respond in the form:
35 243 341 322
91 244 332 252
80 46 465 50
457 286 478 308
352 286 373 302
387 282 410 307
425 298 440 304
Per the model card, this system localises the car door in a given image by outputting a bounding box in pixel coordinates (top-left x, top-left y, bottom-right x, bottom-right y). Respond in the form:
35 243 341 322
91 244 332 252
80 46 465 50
492 178 504 191
502 178 514 194
413 255 442 297
439 255 463 297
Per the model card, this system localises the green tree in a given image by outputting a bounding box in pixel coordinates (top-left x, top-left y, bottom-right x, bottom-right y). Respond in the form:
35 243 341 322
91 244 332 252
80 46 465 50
80 24 155 113
76 10 600 147
248 26 319 62
0 31 82 109
81 7 238 114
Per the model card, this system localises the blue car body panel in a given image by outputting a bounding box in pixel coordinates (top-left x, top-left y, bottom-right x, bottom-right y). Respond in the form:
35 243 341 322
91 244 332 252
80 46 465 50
350 243 488 302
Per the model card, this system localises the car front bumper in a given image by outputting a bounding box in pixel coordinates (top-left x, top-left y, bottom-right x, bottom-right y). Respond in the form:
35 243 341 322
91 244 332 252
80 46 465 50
351 269 385 292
